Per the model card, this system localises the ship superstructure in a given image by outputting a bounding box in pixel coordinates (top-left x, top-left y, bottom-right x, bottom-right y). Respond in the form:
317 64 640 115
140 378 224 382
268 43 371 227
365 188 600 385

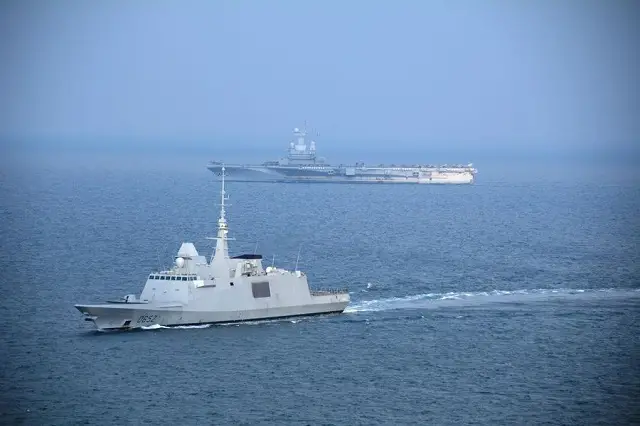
207 125 477 184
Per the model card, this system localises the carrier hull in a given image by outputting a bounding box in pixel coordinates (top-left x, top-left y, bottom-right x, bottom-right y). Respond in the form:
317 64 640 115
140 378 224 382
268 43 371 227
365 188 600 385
207 125 476 184
207 163 475 184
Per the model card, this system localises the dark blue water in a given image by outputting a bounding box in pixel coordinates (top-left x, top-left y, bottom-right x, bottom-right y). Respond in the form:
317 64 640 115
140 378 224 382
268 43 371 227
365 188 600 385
1 154 639 425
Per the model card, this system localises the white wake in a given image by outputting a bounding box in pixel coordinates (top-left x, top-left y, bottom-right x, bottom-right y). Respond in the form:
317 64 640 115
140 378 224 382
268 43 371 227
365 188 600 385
344 287 640 313
141 324 212 330
140 317 305 331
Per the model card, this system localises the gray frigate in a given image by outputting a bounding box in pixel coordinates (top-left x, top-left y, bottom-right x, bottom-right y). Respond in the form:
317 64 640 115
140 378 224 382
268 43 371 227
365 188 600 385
74 167 350 331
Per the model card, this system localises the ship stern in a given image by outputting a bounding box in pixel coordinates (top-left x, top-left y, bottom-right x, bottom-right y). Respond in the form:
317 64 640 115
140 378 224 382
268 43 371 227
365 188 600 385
309 289 351 313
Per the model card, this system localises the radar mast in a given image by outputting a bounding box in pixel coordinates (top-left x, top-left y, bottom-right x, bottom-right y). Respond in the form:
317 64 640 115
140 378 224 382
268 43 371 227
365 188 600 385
209 165 231 263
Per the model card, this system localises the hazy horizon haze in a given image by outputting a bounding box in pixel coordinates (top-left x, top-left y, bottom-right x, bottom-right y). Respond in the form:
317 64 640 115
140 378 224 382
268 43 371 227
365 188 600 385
0 0 638 162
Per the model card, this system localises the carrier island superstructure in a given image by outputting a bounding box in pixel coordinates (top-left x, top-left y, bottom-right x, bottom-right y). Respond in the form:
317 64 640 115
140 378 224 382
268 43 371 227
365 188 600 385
74 167 350 331
207 126 477 184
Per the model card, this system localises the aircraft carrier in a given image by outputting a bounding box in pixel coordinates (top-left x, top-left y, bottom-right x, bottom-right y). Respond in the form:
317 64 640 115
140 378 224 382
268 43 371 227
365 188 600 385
207 126 477 184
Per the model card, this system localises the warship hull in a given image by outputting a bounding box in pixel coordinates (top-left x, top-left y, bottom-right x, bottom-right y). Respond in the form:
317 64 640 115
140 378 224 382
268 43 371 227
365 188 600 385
76 295 349 331
207 165 282 182
75 164 351 332
207 164 475 184
207 124 476 184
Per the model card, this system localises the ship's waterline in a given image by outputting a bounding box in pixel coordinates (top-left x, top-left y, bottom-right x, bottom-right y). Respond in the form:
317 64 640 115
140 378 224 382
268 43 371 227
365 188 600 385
77 301 348 331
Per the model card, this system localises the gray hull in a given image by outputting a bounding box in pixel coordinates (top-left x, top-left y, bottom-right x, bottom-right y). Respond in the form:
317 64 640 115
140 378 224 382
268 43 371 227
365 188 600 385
76 294 349 331
207 164 475 184
206 164 281 182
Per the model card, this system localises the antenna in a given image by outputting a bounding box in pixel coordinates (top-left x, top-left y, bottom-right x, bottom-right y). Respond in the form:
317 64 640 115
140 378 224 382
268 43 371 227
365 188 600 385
215 165 233 222
253 242 258 254
161 243 170 272
155 245 162 271
219 165 227 221
207 164 235 262
294 244 302 272
271 254 275 268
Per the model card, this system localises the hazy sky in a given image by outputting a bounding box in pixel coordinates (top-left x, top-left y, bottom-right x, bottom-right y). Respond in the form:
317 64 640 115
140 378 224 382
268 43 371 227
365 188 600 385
1 0 638 157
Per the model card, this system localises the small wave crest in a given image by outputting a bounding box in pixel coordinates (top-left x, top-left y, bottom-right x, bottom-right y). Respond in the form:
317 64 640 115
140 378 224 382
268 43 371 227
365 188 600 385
140 317 306 331
140 324 165 330
361 282 379 293
141 324 212 331
219 317 304 327
344 287 639 313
